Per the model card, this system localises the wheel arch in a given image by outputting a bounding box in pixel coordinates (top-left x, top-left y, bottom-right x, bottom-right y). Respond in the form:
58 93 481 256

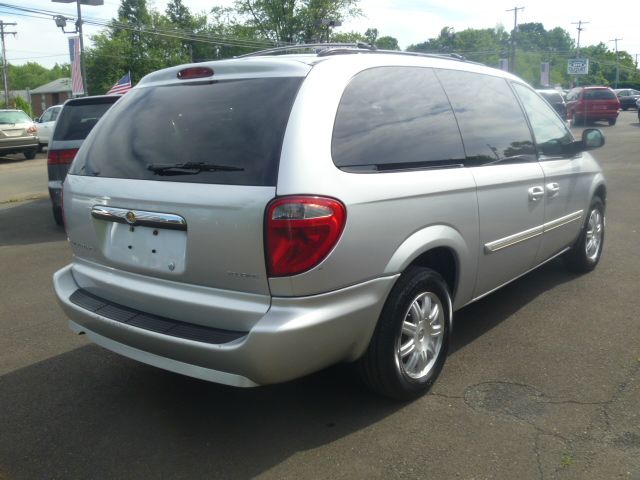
383 224 476 311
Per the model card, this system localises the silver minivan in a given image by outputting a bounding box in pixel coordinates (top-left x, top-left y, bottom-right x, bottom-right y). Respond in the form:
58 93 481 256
53 46 606 399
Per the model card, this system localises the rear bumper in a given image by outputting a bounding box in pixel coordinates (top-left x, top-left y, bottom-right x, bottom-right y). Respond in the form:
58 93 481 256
54 264 397 386
0 138 38 151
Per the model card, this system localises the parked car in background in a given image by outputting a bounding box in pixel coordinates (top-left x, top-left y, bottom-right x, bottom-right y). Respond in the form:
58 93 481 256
536 89 567 119
48 95 119 225
0 109 38 159
566 86 620 125
35 104 62 151
637 98 640 122
613 89 640 110
53 46 607 399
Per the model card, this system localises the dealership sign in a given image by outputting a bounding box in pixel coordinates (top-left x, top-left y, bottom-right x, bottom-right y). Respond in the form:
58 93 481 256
568 58 589 75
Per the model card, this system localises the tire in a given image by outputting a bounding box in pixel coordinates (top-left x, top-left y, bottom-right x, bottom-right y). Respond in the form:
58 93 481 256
52 206 64 226
358 266 451 400
608 118 616 126
564 197 605 273
621 106 628 111
37 143 44 153
24 149 36 160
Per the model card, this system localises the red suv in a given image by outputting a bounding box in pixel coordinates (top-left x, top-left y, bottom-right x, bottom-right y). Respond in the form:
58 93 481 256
566 86 620 126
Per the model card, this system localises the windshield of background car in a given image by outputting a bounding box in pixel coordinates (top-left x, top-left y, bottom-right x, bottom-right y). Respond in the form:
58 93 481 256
69 78 303 186
53 100 117 141
0 111 31 124
584 89 617 100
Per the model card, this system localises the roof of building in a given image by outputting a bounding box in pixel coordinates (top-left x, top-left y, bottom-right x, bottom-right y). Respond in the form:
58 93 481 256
31 78 72 94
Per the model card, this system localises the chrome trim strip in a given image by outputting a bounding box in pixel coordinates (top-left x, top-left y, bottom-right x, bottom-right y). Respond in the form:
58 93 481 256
484 225 544 253
484 209 583 254
543 209 583 233
91 206 187 231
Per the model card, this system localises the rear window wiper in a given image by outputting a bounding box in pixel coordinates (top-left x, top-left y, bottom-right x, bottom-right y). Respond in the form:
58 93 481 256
147 162 244 175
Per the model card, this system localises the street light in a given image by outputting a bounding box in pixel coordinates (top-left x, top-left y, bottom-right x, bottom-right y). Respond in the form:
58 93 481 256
52 0 104 95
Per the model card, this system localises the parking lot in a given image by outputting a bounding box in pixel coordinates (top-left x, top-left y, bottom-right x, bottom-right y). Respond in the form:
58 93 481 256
0 111 639 479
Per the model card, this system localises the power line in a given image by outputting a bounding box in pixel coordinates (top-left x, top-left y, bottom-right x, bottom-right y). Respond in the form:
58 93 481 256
0 2 283 50
506 6 524 73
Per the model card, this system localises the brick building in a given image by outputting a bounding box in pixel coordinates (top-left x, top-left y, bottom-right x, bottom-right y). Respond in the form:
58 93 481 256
30 78 72 117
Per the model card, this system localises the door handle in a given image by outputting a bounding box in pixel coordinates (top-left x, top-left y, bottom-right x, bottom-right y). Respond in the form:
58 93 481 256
528 186 544 202
546 182 560 197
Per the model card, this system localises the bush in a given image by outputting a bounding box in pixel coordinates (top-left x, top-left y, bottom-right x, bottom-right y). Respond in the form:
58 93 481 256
13 96 32 117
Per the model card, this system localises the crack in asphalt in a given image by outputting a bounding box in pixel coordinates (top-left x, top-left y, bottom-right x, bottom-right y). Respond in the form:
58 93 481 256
452 359 640 479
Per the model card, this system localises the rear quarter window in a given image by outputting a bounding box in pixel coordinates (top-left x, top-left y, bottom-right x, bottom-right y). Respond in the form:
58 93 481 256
70 78 303 186
332 66 465 171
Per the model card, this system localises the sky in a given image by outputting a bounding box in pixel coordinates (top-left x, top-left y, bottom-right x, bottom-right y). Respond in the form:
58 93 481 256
2 0 639 71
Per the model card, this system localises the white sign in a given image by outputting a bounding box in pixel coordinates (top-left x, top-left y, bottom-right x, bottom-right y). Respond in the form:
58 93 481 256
568 59 589 75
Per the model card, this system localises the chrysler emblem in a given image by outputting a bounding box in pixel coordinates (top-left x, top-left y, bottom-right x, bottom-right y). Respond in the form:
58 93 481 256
125 211 136 224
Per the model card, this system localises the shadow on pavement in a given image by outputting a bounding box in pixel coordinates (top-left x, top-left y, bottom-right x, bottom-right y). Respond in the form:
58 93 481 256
450 257 577 354
0 253 581 479
0 198 65 247
0 345 400 479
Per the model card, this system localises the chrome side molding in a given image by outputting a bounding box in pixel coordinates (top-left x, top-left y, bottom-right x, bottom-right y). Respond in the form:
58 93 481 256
485 209 583 254
91 206 187 231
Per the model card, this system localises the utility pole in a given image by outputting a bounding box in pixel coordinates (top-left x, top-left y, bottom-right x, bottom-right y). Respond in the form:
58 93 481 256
0 20 17 107
506 6 524 75
610 38 622 89
75 0 87 95
571 20 589 87
571 20 589 58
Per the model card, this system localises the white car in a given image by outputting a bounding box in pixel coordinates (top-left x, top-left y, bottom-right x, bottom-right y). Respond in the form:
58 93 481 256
35 105 62 151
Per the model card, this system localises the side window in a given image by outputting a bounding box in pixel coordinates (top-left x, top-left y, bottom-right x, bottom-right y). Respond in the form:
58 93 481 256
50 107 60 122
436 69 535 166
513 83 574 157
41 108 54 123
332 66 465 171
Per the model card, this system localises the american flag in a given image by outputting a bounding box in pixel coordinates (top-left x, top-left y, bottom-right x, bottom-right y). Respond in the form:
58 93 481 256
107 73 132 95
68 36 84 95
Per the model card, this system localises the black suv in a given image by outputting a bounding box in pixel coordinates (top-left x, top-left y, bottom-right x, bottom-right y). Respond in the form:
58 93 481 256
48 95 119 225
613 89 640 110
536 89 567 119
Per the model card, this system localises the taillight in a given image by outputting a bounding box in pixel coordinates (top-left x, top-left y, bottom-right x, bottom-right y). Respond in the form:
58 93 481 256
266 196 346 277
47 149 79 165
27 124 37 135
177 67 214 79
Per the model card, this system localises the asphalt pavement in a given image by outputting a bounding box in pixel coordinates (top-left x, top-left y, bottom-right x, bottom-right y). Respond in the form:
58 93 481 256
0 112 639 479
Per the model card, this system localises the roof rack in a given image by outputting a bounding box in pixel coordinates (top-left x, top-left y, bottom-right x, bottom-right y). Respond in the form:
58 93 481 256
237 43 481 65
236 42 376 58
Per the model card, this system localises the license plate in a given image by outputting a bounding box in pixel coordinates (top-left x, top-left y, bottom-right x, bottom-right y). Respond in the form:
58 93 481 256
103 223 187 274
3 129 23 137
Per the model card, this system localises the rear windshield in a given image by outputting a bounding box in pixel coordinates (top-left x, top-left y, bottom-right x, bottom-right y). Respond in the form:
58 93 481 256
0 111 31 124
53 99 117 141
584 89 616 100
70 78 303 186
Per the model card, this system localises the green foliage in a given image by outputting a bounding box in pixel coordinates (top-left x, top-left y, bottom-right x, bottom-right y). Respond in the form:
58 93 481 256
376 36 399 50
408 24 640 88
7 62 70 90
13 96 32 117
234 0 361 43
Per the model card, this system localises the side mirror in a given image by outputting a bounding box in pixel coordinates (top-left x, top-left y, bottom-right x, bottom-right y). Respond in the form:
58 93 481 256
582 128 605 150
34 117 41 123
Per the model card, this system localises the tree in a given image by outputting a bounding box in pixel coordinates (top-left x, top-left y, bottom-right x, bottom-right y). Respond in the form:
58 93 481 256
234 0 360 44
375 36 399 50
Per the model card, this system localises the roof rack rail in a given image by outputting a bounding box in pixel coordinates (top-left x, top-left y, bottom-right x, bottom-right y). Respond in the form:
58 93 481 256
236 42 376 58
317 48 472 63
237 43 483 66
